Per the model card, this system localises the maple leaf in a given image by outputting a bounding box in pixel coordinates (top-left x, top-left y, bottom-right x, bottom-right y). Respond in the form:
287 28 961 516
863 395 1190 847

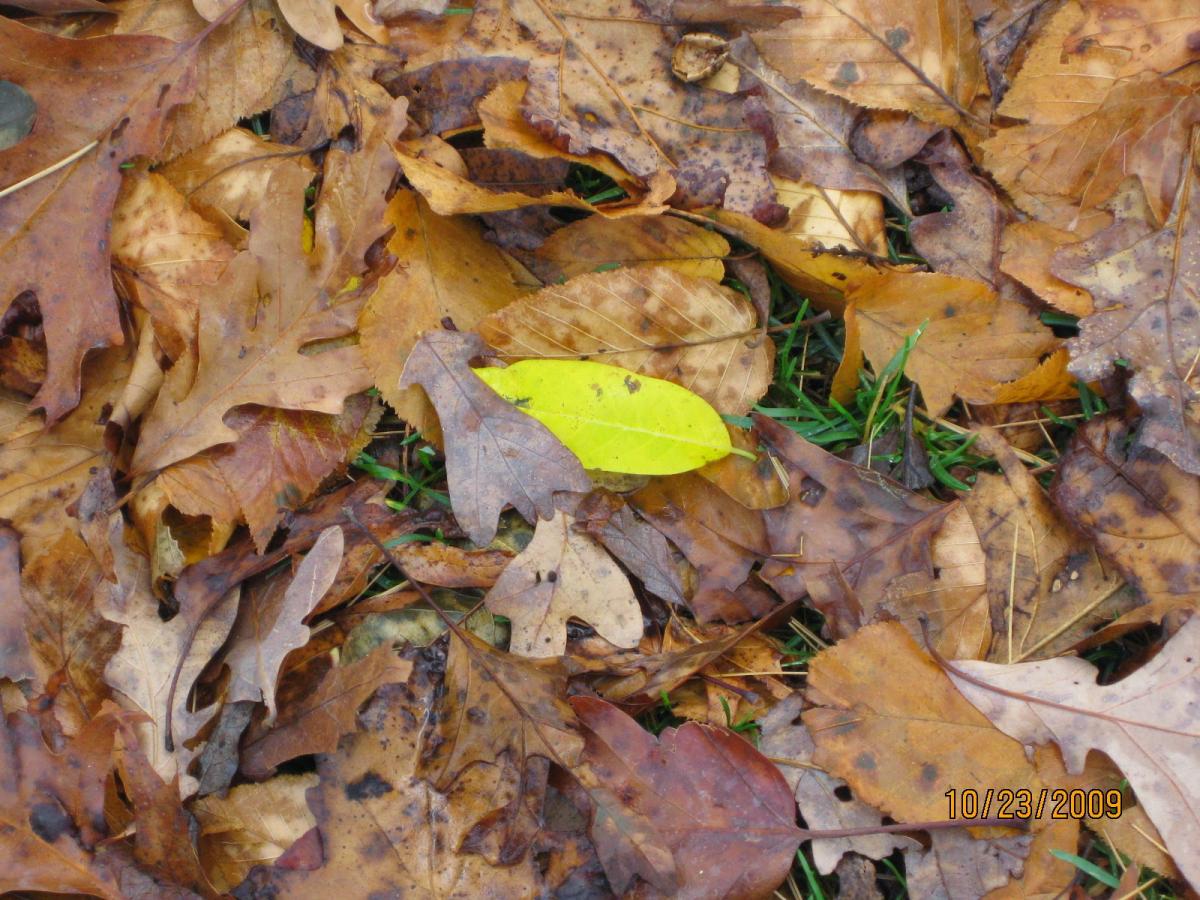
1055 144 1200 474
130 98 405 474
398 329 591 545
0 18 199 421
484 509 642 657
948 615 1200 893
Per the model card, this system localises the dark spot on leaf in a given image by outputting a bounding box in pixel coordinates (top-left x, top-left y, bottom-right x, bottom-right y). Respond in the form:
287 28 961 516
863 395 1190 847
467 706 488 723
920 763 938 785
833 785 853 801
834 61 859 85
29 802 71 842
885 27 910 49
944 305 956 317
624 375 641 393
547 570 558 582
345 772 393 801
855 751 876 771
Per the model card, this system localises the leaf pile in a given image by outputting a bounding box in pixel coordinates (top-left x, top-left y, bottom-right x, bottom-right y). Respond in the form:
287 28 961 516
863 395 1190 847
1 0 1199 897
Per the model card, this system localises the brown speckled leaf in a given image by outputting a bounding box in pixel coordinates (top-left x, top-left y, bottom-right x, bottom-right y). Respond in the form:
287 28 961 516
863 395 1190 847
1055 147 1200 474
0 19 198 422
0 525 34 683
756 414 950 638
484 510 642 658
751 0 985 129
477 267 772 416
1051 416 1200 623
464 0 783 220
398 329 590 546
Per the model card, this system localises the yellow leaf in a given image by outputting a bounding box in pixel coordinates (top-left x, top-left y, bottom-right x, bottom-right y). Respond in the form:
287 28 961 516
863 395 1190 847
474 359 734 475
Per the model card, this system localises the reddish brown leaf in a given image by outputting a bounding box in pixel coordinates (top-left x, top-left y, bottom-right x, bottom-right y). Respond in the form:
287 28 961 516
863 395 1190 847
570 695 801 897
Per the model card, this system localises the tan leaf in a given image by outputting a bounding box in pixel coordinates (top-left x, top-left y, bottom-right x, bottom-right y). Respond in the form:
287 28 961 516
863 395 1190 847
1055 147 1200 474
843 272 1058 417
225 526 344 717
484 510 642 658
0 18 197 421
160 127 317 242
904 830 1032 900
963 429 1131 663
111 171 235 363
192 774 318 892
802 621 1041 825
532 214 730 283
771 178 887 258
131 100 404 474
114 0 308 159
948 615 1200 892
760 694 918 875
478 266 772 416
999 221 1092 316
752 0 985 128
397 329 590 545
358 188 525 431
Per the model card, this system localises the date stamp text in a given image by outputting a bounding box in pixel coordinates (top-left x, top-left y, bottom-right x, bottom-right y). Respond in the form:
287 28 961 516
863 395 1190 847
945 788 1123 821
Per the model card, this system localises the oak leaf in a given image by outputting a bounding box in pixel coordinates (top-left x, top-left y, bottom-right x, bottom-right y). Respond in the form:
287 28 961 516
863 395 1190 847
358 188 525 432
904 830 1033 900
477 266 772 416
0 19 198 422
130 100 405 474
484 509 642 657
948 615 1200 892
398 329 590 546
1055 146 1200 474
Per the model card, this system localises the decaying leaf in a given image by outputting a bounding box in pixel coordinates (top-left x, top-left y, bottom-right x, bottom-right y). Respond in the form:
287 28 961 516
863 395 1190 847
478 266 772 416
949 616 1200 892
398 329 590 545
1055 144 1200 474
571 695 801 896
1051 416 1200 623
0 18 198 421
484 509 642 657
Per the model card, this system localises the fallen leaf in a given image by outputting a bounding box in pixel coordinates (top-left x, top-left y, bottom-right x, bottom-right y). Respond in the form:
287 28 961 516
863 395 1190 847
191 774 318 892
532 214 730 282
570 695 801 897
240 644 413 779
1054 142 1200 474
0 525 34 683
475 359 734 475
575 489 686 608
358 188 525 432
484 509 642 657
802 621 1041 825
841 272 1058 417
477 266 772 416
904 829 1033 900
130 100 404 474
751 0 986 129
0 18 197 420
947 615 1200 892
224 526 344 717
963 428 1131 663
398 328 590 545
1051 416 1200 622
760 694 918 875
390 542 514 588
999 221 1092 316
756 414 950 637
